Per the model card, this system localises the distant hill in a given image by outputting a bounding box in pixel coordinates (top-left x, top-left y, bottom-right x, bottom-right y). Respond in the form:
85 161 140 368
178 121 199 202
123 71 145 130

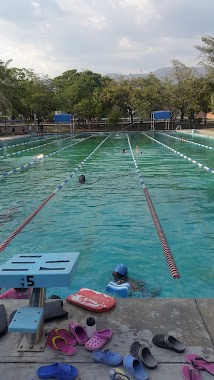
106 67 206 80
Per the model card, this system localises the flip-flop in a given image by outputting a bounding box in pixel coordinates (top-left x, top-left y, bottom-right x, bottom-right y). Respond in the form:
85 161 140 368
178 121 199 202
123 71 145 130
49 328 77 345
47 335 76 356
110 368 130 380
130 342 157 369
185 354 214 375
0 305 7 336
69 322 88 345
37 362 78 380
123 354 149 380
182 365 202 380
164 335 185 353
85 328 112 351
91 349 123 366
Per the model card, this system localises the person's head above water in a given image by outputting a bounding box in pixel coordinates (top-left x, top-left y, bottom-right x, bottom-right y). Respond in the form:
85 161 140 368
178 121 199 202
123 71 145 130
79 175 85 184
112 264 128 280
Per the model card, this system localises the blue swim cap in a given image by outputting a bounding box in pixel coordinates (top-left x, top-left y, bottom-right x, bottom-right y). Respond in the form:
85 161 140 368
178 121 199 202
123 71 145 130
114 264 128 276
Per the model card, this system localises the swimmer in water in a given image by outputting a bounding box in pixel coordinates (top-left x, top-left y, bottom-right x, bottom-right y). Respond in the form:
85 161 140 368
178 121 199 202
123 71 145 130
36 153 44 159
136 146 139 154
112 264 160 297
79 175 86 184
112 264 145 293
0 205 19 223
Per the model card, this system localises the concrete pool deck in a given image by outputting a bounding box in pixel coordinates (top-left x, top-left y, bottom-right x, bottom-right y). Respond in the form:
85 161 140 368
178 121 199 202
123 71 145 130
1 298 214 379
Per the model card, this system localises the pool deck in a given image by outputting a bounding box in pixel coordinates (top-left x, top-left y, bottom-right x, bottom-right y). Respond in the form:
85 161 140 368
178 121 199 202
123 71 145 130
1 298 214 379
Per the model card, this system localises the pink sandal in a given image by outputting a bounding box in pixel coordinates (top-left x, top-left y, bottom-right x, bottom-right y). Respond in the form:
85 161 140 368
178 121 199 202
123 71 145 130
47 335 76 356
182 365 202 380
185 354 214 375
85 328 112 351
69 322 88 345
49 328 77 345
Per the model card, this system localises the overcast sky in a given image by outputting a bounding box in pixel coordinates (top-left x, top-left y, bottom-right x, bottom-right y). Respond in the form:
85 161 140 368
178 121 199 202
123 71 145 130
0 0 213 78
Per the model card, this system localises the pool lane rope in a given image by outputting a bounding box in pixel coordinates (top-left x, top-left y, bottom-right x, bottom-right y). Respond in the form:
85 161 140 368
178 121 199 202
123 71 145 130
142 133 214 175
158 131 214 151
0 134 110 253
0 136 92 179
0 134 64 151
173 130 214 140
0 135 72 159
127 134 180 279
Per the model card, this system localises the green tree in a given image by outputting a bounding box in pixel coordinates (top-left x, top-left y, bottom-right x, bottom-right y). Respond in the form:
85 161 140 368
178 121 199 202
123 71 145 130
130 75 166 119
10 68 57 123
107 106 123 129
0 59 13 117
165 60 199 121
100 79 134 120
195 35 214 67
53 69 110 118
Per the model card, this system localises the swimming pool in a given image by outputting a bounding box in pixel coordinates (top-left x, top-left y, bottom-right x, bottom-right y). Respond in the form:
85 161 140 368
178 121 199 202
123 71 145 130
1 131 214 298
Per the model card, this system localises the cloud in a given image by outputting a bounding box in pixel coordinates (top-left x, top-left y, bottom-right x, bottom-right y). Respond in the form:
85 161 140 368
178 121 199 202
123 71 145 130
119 37 135 50
0 0 213 77
119 0 160 24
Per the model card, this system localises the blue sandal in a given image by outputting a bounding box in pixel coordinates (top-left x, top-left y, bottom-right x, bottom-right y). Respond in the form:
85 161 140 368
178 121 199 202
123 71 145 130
37 363 78 380
123 354 148 380
91 349 123 366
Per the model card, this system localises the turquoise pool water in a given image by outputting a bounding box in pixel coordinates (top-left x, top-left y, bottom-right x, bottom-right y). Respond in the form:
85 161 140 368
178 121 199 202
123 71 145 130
1 131 214 298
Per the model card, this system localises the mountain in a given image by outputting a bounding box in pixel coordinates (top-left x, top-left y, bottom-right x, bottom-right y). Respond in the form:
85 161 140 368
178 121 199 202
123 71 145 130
106 67 206 80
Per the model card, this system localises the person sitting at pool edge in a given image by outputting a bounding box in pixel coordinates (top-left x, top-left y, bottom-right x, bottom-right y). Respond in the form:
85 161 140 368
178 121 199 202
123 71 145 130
79 175 85 184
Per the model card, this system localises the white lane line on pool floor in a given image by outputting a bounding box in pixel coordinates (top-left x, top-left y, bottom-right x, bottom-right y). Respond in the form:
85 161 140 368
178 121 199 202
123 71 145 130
143 133 214 174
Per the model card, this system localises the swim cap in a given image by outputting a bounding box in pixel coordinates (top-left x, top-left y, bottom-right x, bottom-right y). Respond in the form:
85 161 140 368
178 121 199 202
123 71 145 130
114 264 128 276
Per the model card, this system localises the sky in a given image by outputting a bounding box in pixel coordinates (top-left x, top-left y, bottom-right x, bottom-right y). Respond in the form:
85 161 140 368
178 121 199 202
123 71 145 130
0 0 213 78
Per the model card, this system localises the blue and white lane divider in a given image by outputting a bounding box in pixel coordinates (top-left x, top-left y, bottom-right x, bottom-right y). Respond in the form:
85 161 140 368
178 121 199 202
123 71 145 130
172 130 214 140
0 136 92 179
0 134 63 150
0 134 110 252
53 135 110 193
158 132 214 151
0 136 72 158
142 133 214 175
127 134 180 279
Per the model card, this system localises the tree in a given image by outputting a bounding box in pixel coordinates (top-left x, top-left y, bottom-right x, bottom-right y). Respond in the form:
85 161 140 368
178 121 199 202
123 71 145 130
165 60 199 121
0 59 13 117
52 69 110 118
10 68 57 123
100 79 134 120
130 75 166 119
195 35 214 67
107 106 123 129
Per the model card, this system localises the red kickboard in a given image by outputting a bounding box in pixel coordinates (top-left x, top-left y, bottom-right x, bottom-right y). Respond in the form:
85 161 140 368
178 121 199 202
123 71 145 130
66 288 116 313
